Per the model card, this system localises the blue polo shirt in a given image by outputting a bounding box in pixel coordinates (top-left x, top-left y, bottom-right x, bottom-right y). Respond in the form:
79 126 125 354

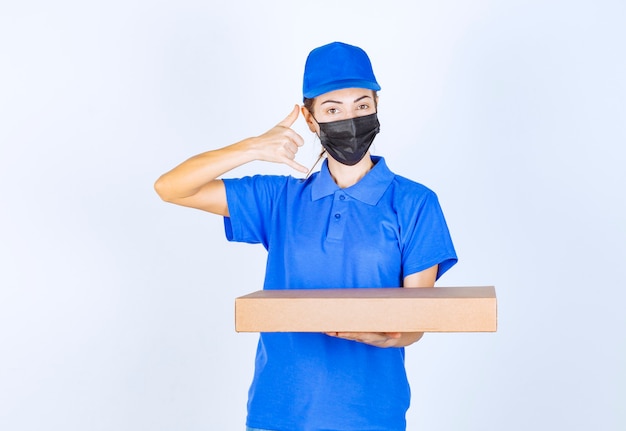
224 156 457 431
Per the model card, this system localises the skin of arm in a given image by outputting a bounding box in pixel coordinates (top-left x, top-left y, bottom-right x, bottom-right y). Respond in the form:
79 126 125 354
325 264 439 348
153 105 308 216
157 96 437 348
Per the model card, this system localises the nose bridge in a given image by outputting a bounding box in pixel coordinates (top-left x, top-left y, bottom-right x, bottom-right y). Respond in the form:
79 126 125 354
345 104 359 119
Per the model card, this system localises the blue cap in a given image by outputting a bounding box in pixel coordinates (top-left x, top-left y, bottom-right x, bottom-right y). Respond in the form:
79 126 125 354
302 42 381 100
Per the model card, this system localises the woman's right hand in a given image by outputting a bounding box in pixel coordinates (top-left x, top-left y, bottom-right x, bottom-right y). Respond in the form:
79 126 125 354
249 104 308 173
154 104 309 215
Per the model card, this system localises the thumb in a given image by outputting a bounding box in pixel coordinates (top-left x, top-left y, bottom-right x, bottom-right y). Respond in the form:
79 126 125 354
276 104 300 128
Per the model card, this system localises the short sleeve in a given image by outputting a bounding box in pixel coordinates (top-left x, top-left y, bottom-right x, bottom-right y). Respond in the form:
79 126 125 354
222 175 288 247
400 189 458 280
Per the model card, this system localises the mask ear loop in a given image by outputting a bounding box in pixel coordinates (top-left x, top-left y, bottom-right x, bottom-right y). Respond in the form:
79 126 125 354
303 113 326 179
304 148 326 179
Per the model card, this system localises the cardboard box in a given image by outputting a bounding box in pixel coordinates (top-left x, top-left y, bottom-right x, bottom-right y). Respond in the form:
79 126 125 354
235 286 497 333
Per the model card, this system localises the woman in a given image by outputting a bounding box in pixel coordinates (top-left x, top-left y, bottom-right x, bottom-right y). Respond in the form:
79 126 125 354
155 41 457 431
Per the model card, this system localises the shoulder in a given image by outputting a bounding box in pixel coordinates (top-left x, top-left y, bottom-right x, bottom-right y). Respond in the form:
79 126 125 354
371 156 434 196
391 173 433 193
388 172 439 206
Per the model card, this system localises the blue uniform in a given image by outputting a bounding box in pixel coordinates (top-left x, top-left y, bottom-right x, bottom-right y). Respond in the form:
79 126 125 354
224 156 457 431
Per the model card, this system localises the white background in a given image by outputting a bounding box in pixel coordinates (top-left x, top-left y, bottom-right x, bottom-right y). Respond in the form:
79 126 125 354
1 1 625 430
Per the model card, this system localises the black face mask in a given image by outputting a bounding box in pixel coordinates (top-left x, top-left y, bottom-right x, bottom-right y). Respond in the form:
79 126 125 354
315 113 380 166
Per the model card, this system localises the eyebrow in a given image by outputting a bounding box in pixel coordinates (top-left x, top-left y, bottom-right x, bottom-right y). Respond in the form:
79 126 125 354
320 95 373 105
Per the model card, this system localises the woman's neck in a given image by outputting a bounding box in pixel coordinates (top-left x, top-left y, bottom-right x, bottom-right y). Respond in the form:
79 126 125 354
327 153 374 188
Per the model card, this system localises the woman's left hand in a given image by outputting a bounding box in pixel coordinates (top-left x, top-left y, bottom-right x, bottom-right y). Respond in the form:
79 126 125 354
325 331 421 348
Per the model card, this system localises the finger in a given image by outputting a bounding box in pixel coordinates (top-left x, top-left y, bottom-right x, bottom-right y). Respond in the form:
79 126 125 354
336 332 392 342
284 158 308 174
283 128 305 147
283 139 302 157
334 332 360 340
276 104 300 128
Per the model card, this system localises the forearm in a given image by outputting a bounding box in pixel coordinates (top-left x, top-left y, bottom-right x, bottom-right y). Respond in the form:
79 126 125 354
393 265 439 346
328 266 439 348
393 332 424 347
154 138 257 202
155 105 307 206
326 331 424 348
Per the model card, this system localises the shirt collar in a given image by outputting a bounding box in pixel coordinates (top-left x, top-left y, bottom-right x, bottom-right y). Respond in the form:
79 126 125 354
311 156 395 206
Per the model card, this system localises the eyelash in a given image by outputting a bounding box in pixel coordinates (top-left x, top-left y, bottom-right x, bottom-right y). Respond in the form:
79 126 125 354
326 104 369 114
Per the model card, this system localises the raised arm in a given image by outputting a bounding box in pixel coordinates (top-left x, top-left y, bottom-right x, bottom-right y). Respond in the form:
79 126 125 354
154 105 308 216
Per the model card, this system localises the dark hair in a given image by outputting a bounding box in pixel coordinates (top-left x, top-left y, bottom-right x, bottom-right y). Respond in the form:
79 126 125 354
303 97 315 114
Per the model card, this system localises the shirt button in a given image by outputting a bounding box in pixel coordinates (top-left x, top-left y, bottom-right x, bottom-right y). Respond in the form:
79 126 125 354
334 213 341 220
339 195 346 201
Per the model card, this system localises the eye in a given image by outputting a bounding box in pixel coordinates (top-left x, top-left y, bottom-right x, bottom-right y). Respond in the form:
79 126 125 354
357 103 370 110
326 107 340 115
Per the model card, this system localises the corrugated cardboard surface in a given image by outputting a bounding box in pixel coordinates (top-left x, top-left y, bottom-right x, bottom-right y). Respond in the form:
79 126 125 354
235 286 497 333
